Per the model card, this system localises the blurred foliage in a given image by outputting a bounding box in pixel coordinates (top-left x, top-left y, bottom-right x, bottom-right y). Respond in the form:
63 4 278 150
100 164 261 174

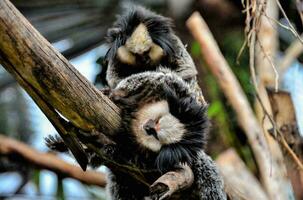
190 30 257 172
0 86 33 142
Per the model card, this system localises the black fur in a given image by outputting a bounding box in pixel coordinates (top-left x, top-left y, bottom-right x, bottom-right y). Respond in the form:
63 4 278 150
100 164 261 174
106 70 225 199
104 5 199 88
156 87 209 171
110 70 209 172
106 5 175 63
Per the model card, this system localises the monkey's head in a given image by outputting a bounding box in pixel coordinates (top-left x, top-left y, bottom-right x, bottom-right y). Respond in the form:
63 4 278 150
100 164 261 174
109 70 209 172
106 6 175 67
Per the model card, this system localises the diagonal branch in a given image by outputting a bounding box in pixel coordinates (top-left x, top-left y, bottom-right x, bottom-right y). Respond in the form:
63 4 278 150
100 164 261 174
0 135 107 187
0 0 121 136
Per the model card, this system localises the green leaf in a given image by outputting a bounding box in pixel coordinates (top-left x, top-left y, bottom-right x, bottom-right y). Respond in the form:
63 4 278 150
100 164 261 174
207 101 222 117
191 41 201 57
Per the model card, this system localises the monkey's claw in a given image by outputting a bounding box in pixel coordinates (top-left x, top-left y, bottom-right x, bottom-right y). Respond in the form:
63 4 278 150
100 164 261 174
45 135 68 152
100 87 111 96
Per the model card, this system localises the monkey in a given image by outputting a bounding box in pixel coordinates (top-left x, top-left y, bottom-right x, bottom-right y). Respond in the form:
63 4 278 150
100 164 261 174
46 69 226 200
103 68 226 200
104 6 206 105
52 5 205 171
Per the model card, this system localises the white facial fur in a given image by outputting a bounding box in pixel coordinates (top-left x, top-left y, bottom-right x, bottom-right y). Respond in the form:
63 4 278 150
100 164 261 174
132 100 185 152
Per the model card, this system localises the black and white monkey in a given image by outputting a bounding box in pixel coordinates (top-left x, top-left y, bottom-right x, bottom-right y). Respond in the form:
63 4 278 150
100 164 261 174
104 69 226 200
46 6 225 199
104 6 205 105
46 69 226 200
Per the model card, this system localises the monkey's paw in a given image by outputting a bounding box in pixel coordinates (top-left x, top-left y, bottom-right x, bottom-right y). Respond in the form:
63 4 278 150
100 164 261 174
45 135 68 152
100 87 111 96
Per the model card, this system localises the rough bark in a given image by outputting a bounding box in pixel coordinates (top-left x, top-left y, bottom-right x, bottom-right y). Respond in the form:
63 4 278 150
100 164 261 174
267 89 303 199
0 0 121 135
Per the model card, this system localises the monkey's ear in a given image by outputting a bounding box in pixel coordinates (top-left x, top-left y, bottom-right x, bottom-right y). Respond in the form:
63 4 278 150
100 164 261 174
163 84 179 112
107 27 122 40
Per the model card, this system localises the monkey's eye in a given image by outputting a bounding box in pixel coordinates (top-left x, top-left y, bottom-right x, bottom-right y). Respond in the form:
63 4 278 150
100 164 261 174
107 27 121 38
148 43 164 63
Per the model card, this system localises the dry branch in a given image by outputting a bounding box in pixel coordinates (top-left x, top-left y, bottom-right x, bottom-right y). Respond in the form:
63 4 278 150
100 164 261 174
296 0 303 26
267 89 303 199
279 34 303 75
150 164 194 200
186 12 291 199
0 135 107 187
267 89 303 167
216 149 268 200
0 0 121 135
0 0 121 170
253 1 294 199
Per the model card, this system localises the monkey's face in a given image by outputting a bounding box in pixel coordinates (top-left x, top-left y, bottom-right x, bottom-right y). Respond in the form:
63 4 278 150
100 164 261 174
132 100 186 152
116 23 165 66
106 6 175 68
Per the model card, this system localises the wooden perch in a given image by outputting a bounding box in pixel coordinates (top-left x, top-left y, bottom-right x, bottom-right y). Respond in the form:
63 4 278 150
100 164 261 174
216 149 268 200
267 88 303 158
0 0 194 196
150 164 194 200
267 89 303 199
0 135 106 187
186 12 291 199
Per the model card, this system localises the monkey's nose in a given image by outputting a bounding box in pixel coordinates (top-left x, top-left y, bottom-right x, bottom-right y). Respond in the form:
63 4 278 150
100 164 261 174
143 119 159 140
143 119 155 131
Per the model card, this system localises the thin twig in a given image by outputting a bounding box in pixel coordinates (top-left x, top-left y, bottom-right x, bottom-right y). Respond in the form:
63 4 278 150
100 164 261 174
275 0 303 42
280 134 303 170
296 0 303 26
256 38 279 91
264 13 303 44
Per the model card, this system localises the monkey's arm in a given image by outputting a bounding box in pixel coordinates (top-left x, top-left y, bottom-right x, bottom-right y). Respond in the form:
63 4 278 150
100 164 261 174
172 36 198 81
193 151 226 200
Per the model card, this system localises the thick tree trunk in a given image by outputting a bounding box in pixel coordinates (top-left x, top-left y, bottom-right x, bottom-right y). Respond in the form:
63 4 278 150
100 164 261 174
0 0 121 136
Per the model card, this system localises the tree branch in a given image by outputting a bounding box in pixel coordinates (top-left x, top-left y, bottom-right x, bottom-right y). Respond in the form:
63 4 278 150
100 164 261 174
0 135 107 187
216 149 269 200
0 0 121 136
